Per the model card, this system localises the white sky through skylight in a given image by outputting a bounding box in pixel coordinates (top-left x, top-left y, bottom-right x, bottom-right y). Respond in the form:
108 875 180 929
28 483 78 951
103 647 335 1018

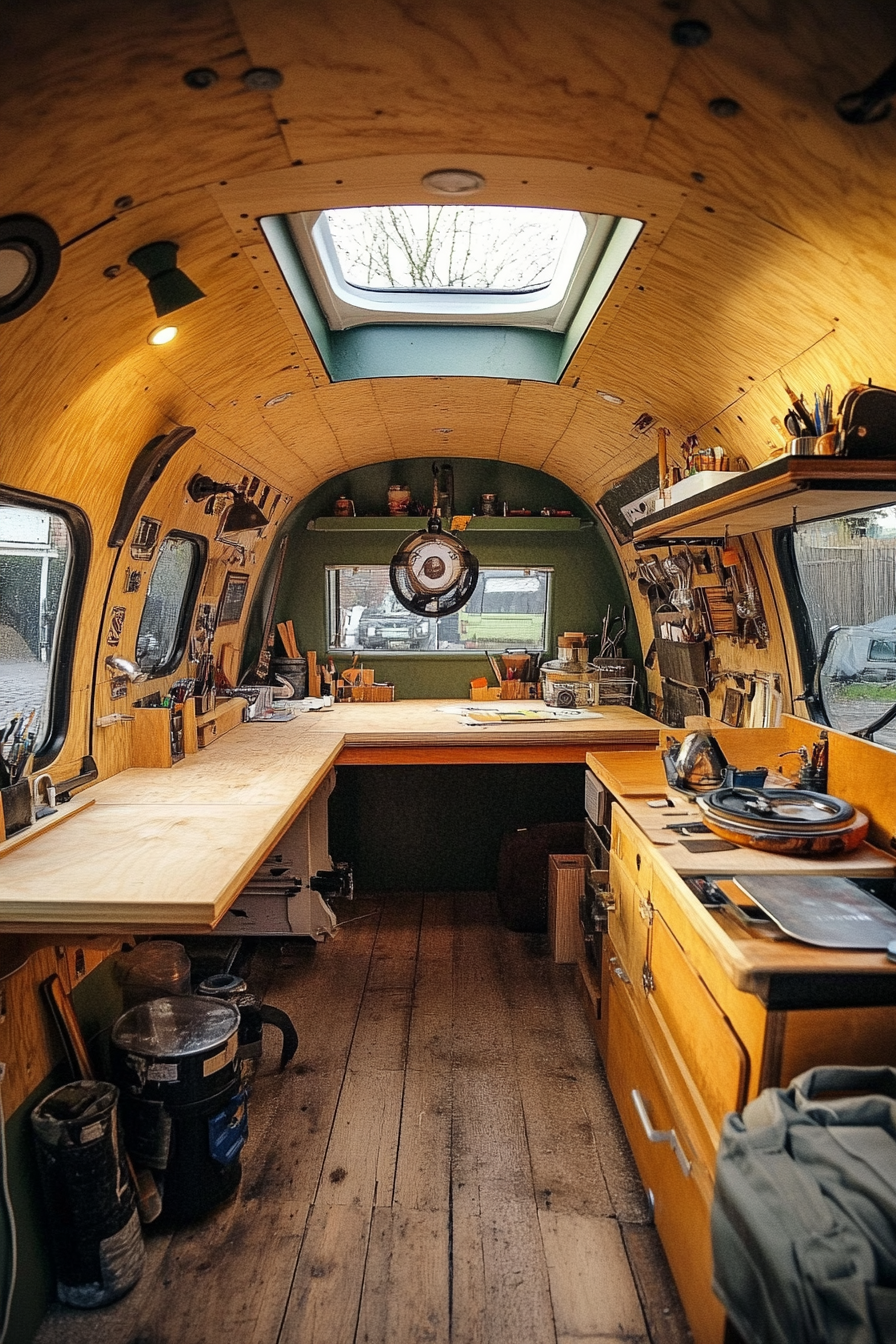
324 206 587 293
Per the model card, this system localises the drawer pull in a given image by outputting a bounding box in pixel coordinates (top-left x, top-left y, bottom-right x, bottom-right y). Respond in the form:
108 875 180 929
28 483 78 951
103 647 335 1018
631 1089 692 1177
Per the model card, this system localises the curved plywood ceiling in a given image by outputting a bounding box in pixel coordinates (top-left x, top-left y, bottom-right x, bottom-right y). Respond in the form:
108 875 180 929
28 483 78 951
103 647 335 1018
1 0 894 522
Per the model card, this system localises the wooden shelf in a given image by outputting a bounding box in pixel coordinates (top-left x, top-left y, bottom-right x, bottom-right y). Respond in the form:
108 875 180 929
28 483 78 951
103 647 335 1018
308 515 590 532
632 457 896 542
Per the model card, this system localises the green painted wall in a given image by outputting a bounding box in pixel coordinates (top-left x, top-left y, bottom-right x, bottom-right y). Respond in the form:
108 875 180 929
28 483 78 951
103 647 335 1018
250 457 641 700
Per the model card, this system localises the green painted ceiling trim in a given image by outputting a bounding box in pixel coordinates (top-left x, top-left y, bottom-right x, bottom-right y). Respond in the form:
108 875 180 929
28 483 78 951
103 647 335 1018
327 322 563 382
557 216 644 376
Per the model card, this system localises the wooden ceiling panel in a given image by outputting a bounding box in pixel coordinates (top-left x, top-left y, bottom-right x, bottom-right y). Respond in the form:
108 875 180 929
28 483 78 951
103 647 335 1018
572 198 847 445
496 382 581 470
1 0 893 530
640 17 896 269
0 0 290 241
232 0 674 165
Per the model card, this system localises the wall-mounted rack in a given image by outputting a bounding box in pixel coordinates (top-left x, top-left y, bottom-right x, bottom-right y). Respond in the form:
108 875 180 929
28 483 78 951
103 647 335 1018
633 457 896 541
308 515 591 532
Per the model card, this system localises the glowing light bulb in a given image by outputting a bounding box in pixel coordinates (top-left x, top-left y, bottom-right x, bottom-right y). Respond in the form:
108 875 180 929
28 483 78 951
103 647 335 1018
148 324 178 346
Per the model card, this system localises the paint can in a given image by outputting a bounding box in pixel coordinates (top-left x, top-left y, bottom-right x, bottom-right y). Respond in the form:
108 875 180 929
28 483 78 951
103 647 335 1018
31 1081 145 1307
111 996 245 1224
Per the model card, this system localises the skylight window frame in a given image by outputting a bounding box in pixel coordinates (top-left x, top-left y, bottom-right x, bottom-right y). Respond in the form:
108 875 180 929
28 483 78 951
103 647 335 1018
287 206 616 333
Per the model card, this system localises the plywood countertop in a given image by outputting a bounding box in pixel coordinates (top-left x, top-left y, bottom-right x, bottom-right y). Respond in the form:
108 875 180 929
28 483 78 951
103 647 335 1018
0 700 658 932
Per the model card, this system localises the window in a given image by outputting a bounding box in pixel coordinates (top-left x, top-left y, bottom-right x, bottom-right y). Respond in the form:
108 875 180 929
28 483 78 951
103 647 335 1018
0 492 85 768
790 504 896 746
327 566 551 654
136 533 204 676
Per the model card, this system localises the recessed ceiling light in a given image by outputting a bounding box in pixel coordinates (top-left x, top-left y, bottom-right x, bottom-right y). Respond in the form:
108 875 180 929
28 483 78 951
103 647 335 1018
148 324 178 345
421 169 485 196
264 392 293 407
595 389 624 404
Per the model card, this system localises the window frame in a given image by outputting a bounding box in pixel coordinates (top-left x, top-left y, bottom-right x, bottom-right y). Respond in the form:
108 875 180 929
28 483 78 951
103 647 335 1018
774 515 896 738
135 529 207 678
285 208 621 332
0 482 91 768
325 563 553 656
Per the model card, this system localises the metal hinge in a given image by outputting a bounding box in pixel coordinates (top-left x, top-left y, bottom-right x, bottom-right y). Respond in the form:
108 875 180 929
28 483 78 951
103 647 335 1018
641 962 655 995
638 894 653 925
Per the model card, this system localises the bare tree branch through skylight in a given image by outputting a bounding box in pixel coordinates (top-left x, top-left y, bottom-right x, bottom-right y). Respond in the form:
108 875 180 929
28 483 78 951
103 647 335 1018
325 206 585 292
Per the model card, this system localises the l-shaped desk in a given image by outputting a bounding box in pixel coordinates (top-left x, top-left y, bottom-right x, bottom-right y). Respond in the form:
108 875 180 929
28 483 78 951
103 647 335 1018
0 700 661 933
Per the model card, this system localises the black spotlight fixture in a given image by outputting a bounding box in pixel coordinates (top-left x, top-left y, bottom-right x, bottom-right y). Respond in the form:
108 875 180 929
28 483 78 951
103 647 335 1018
670 19 712 47
708 97 742 118
187 473 269 549
127 241 205 318
0 214 61 324
389 463 479 618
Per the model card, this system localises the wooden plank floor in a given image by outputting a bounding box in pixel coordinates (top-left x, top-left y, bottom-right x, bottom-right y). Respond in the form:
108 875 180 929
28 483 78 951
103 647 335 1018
36 892 690 1344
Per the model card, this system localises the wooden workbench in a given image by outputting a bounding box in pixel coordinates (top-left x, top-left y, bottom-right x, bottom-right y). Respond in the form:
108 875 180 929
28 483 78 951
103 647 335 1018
0 700 658 933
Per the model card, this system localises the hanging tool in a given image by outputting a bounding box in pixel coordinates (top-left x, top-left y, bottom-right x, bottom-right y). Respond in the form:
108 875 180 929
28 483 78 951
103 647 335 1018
598 607 628 657
254 534 289 681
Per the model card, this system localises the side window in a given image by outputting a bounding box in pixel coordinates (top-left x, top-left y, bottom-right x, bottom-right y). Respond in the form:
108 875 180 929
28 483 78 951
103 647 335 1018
135 533 204 677
0 492 86 771
790 505 896 746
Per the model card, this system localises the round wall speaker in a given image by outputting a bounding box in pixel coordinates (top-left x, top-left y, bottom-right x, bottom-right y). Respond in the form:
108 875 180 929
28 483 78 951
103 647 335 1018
0 215 61 324
390 519 479 617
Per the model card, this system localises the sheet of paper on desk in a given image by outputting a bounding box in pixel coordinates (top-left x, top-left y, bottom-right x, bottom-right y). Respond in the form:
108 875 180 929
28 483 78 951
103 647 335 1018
458 708 597 724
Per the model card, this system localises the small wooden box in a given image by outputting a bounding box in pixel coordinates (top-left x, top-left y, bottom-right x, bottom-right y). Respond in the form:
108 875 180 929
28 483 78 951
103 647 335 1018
470 684 501 700
499 680 539 700
350 683 394 702
548 853 586 964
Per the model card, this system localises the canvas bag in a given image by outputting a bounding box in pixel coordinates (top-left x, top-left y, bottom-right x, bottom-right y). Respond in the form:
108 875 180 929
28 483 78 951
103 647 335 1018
712 1065 896 1344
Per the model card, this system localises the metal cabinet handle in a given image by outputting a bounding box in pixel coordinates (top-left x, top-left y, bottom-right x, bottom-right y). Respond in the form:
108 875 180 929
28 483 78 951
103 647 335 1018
631 1089 691 1177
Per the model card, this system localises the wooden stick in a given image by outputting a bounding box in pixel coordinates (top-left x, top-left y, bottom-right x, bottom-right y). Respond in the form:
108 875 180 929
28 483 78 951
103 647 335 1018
306 650 320 697
657 426 669 489
285 620 299 658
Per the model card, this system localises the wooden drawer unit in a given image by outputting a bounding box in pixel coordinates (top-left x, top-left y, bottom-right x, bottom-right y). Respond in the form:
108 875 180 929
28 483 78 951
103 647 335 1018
605 957 725 1344
645 913 747 1163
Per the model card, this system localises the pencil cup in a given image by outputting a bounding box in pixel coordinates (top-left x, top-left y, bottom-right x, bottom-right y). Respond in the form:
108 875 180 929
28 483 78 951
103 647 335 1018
787 436 817 456
813 431 839 456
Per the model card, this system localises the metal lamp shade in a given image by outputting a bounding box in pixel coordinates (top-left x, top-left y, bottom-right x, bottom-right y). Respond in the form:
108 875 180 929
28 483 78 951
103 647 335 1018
390 520 479 617
128 241 205 318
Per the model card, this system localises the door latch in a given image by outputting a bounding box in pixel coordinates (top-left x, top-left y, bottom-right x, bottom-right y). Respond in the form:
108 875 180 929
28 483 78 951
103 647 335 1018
641 963 655 995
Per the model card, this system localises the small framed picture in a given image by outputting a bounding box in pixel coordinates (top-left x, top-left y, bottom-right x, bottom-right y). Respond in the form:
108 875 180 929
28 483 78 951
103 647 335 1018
218 572 250 625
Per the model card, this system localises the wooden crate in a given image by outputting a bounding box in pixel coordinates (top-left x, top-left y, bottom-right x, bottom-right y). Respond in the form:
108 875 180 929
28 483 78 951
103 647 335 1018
548 853 586 964
350 683 394 702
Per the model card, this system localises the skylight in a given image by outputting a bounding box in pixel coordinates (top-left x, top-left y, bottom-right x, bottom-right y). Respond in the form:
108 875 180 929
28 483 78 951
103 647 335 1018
324 206 586 294
262 202 643 382
283 204 630 333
